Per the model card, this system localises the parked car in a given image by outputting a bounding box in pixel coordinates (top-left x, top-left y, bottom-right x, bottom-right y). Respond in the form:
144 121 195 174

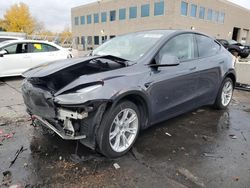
217 39 250 58
0 36 23 43
22 30 236 158
0 40 73 77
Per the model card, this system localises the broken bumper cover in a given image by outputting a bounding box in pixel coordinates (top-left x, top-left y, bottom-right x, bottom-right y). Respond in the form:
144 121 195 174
33 115 86 140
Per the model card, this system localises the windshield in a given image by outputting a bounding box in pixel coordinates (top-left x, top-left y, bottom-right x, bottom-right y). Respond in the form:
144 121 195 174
92 32 164 61
228 40 238 45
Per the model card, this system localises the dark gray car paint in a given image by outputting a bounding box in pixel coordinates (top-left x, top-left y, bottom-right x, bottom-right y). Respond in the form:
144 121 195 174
22 30 236 149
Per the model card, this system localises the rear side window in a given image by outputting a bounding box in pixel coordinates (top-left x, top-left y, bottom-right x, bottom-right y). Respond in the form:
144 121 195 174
196 35 220 58
158 34 195 61
3 43 28 54
29 43 59 53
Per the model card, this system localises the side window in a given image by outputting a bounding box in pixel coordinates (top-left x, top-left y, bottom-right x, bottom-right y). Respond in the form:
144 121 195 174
3 44 18 54
29 43 58 53
158 34 195 61
3 43 28 54
196 35 220 58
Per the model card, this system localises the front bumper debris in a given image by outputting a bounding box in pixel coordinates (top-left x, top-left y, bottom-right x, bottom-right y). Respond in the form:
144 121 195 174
33 115 86 140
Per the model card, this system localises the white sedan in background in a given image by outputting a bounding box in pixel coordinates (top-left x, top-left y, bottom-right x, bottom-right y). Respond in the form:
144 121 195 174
0 40 73 77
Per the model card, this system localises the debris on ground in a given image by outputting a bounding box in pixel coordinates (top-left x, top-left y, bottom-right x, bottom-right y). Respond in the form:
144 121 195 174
165 132 172 137
9 183 22 188
178 167 205 187
0 122 6 126
229 134 237 139
203 153 224 159
9 146 26 168
70 154 95 163
59 156 63 161
233 176 240 181
1 170 12 186
113 163 120 170
241 131 247 141
197 109 205 113
4 132 15 139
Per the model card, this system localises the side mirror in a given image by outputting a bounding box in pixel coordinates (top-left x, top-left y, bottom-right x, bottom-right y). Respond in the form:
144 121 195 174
0 49 7 57
150 54 180 68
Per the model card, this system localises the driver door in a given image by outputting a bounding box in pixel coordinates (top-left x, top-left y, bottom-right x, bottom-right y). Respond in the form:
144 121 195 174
147 33 200 124
0 42 31 77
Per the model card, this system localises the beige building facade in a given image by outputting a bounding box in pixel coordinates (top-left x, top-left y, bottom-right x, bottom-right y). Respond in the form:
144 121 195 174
71 0 250 50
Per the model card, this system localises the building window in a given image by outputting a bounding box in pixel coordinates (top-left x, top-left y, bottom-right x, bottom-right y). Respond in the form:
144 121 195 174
110 35 116 39
207 9 212 20
181 1 188 16
119 8 126 20
190 4 197 17
87 15 92 24
199 7 205 19
129 6 137 19
101 12 107 22
218 12 225 23
110 10 116 21
74 17 79 25
94 36 99 45
141 4 150 17
154 1 164 16
102 36 108 43
94 13 99 23
80 16 85 25
212 10 219 22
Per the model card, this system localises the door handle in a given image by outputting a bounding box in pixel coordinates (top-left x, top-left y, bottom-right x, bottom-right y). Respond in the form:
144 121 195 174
189 67 197 71
219 61 224 64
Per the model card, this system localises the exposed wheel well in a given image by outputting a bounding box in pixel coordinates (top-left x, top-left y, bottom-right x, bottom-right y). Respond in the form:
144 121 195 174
226 73 236 87
116 94 149 129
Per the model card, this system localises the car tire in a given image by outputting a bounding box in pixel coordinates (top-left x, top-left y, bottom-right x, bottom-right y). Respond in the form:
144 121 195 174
214 77 234 110
96 101 140 158
240 54 249 59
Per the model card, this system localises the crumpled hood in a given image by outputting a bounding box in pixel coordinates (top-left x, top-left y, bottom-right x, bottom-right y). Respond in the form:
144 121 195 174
22 56 97 78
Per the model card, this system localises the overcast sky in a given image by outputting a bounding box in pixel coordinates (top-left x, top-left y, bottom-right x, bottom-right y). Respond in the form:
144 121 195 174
0 0 249 32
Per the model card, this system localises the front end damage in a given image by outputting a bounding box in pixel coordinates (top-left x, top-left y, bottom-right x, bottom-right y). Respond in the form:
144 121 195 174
21 55 131 149
22 79 108 149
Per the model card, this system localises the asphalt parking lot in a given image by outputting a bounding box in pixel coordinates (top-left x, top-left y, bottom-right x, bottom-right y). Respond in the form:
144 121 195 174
0 77 250 188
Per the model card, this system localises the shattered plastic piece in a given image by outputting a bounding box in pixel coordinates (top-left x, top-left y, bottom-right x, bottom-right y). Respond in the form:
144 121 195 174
178 168 205 187
203 153 224 159
9 146 26 167
113 163 120 169
165 132 172 137
229 134 237 139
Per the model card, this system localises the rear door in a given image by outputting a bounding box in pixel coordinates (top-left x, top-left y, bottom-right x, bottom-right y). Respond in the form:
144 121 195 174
0 42 31 76
195 34 224 105
28 43 61 66
147 33 200 123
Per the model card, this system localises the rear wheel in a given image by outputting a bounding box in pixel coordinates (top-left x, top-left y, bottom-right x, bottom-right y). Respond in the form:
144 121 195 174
214 77 233 109
97 101 140 158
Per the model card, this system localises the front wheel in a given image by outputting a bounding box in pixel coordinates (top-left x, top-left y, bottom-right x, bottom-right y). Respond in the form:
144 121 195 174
214 77 234 109
97 101 140 158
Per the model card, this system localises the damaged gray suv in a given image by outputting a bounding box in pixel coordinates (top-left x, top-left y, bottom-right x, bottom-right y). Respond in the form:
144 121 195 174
22 30 236 158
